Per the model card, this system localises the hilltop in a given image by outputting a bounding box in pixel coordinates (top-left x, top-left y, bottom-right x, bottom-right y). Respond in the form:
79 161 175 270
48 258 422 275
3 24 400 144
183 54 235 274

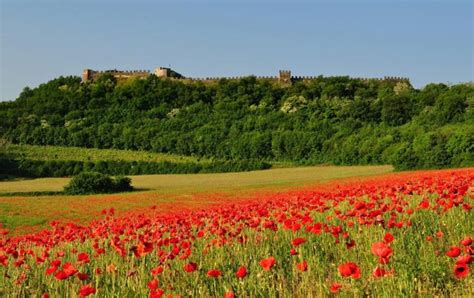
0 74 472 171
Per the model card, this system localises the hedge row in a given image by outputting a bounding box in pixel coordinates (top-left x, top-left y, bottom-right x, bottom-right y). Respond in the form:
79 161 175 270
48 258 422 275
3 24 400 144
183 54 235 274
0 159 271 178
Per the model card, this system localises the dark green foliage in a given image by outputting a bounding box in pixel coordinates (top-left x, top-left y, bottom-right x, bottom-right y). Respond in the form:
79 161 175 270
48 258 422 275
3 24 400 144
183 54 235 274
432 94 466 124
63 172 133 195
0 75 472 171
381 94 413 126
0 158 271 178
114 176 132 192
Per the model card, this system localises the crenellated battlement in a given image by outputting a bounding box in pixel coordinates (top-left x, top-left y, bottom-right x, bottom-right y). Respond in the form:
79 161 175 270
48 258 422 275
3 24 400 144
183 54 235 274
82 69 151 81
82 67 409 86
187 76 278 81
292 75 319 80
351 76 410 83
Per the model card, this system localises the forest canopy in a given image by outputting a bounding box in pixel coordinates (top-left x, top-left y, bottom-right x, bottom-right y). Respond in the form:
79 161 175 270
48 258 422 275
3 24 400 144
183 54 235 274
1 74 472 170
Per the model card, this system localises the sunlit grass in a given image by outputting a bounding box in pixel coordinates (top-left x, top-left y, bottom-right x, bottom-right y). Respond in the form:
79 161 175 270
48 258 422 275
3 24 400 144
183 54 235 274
0 165 393 235
6 144 206 163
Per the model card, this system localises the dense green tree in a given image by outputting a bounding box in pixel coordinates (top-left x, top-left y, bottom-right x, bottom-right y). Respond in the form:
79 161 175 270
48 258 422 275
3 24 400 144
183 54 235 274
1 75 472 170
432 93 467 124
381 94 413 126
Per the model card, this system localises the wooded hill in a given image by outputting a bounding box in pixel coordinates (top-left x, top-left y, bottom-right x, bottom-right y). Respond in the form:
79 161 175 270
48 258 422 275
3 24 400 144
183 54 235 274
1 74 473 170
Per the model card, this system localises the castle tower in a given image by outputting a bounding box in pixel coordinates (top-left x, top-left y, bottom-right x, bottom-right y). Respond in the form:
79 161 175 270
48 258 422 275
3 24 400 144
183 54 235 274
279 70 292 86
154 67 170 78
82 69 92 82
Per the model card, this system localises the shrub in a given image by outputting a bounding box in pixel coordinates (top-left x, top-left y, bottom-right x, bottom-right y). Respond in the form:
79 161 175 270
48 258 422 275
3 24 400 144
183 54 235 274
64 172 133 195
113 176 133 192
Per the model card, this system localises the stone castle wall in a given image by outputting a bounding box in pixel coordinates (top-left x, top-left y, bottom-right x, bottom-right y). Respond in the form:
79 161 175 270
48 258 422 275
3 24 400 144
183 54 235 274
82 69 151 81
82 67 409 85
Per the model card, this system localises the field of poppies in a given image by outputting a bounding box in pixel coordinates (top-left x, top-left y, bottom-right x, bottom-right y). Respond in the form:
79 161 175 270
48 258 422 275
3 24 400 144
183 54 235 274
0 168 473 297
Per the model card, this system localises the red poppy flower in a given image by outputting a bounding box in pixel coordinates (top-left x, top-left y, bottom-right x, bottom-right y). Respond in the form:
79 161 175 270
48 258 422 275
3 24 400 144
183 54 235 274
42 293 50 298
149 288 164 298
456 254 472 265
77 253 90 264
45 266 57 275
292 237 306 246
463 204 472 212
54 270 68 280
460 236 472 246
148 279 159 290
183 262 197 273
453 263 469 279
63 262 78 277
131 241 154 258
373 267 385 278
77 272 89 281
54 262 78 280
50 259 61 267
56 251 65 257
207 269 221 278
260 257 276 271
446 246 461 258
296 261 308 272
372 266 393 278
290 249 298 255
79 284 96 297
330 282 342 293
225 291 235 298
338 262 361 279
346 239 356 249
151 266 163 276
384 233 394 244
236 266 247 278
371 242 393 259
418 199 429 209
0 255 8 267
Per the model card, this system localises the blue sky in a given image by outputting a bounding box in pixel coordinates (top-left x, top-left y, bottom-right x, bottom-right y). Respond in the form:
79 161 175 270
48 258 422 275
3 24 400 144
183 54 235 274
1 0 473 101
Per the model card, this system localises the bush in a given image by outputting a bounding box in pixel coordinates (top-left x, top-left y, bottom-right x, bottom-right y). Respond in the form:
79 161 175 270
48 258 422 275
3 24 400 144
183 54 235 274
113 176 133 192
64 172 133 195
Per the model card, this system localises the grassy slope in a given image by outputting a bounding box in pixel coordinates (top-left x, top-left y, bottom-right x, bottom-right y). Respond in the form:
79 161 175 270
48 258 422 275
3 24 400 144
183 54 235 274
5 144 206 163
0 165 393 235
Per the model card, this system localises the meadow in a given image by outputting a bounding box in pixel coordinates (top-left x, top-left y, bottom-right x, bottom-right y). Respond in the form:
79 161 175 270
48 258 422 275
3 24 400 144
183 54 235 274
0 168 472 297
1 3 472 297
6 144 204 164
0 165 392 235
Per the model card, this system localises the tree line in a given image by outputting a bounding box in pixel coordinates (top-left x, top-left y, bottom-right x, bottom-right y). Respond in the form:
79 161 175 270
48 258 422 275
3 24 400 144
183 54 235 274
0 158 271 178
0 74 472 170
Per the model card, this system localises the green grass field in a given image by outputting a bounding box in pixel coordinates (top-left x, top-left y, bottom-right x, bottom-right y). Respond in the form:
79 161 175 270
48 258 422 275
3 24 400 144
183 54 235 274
5 144 207 163
0 165 393 235
0 165 392 194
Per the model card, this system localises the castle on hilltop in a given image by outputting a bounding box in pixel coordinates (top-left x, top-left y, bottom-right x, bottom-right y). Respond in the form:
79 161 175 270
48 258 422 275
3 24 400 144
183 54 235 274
82 67 409 86
82 67 183 82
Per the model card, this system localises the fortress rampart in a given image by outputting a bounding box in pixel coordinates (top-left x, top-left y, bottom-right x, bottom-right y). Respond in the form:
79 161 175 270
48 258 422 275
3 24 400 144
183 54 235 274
82 69 151 81
82 67 409 85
